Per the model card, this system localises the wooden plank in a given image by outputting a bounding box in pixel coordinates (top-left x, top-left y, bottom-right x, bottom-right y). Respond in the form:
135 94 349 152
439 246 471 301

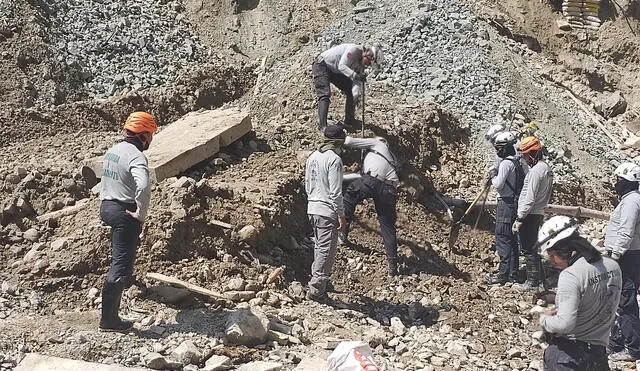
36 198 90 223
473 201 610 220
210 219 233 229
146 272 226 300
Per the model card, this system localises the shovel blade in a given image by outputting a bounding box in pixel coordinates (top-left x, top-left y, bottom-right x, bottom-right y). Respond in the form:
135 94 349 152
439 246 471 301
448 222 461 249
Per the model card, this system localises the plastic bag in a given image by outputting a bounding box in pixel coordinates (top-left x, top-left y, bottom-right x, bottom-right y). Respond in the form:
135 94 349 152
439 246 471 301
327 341 381 371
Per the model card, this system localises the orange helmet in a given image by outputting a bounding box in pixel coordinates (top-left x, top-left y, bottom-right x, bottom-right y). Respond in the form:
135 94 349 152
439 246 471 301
519 136 542 154
122 112 157 134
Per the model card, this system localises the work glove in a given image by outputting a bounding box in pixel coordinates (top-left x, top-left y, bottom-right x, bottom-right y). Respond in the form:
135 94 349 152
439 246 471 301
611 252 621 261
512 220 523 234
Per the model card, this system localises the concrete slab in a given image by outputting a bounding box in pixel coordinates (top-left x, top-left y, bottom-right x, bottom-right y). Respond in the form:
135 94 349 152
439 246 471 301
86 107 251 183
15 353 149 371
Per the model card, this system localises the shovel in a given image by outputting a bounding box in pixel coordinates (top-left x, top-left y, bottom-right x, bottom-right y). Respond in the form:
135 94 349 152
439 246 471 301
448 179 491 249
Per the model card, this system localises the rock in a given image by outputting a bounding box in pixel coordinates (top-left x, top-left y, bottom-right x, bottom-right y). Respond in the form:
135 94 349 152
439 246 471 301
446 340 469 357
227 277 247 291
50 238 69 251
507 347 523 359
149 285 192 304
170 340 203 365
225 307 270 346
223 290 256 302
172 176 191 188
183 365 199 371
556 19 571 31
293 356 328 371
363 327 391 347
23 228 39 242
1 281 17 295
238 225 258 245
236 361 282 371
145 352 182 370
203 355 231 371
389 316 406 336
16 198 34 215
14 167 28 179
597 91 627 118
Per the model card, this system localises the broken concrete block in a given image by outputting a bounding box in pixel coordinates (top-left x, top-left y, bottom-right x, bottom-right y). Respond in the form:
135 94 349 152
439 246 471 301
145 352 182 370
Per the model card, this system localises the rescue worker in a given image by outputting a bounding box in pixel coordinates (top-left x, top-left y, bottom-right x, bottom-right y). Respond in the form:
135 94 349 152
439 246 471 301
605 162 640 361
538 216 621 371
341 135 400 276
312 43 382 131
485 132 525 285
484 124 505 145
305 125 347 302
512 136 553 292
99 111 157 332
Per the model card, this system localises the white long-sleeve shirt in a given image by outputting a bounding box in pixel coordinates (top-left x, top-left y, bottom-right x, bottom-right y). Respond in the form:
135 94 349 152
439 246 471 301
344 137 399 182
100 141 151 221
305 149 344 219
318 43 364 81
540 257 621 346
492 156 519 198
517 160 553 219
605 191 640 258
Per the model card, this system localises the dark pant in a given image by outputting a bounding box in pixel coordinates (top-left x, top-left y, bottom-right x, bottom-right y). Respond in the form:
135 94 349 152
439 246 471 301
609 250 640 356
343 175 397 271
100 200 141 286
495 198 518 281
312 60 355 129
519 213 544 285
544 337 609 371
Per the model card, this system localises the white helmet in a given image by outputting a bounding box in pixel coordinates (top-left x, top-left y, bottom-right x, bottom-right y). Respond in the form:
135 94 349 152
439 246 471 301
537 216 578 255
614 162 640 182
485 124 504 143
494 131 516 146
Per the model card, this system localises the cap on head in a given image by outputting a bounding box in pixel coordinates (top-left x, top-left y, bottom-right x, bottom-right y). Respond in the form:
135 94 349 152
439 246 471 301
537 216 578 255
485 124 504 142
364 44 383 64
614 162 640 182
123 111 158 134
518 136 542 154
323 125 346 140
494 131 515 147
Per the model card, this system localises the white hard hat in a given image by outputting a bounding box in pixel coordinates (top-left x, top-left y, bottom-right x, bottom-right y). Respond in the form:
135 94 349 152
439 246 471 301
494 131 516 146
537 216 578 255
614 162 640 182
485 124 505 142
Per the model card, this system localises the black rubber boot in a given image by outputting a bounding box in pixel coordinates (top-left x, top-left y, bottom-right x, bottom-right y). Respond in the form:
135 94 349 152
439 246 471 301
317 99 330 131
515 258 541 292
388 260 398 277
99 282 133 333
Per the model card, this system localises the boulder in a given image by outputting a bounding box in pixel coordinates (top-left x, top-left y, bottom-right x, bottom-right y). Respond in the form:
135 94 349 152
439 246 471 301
238 225 258 246
23 228 40 242
144 353 181 370
225 307 270 346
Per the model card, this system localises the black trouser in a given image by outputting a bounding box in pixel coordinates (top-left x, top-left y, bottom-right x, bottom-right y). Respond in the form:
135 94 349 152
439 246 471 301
495 198 518 281
312 60 355 129
544 337 609 371
609 250 640 357
519 213 544 285
343 175 397 270
100 200 141 286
